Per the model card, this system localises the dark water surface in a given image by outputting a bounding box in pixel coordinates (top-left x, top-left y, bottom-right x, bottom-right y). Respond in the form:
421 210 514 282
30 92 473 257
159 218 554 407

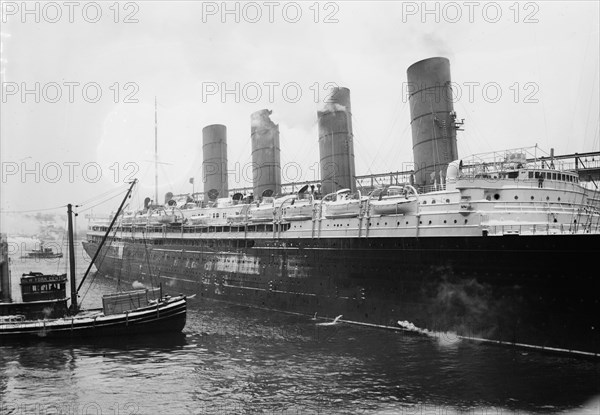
1 247 599 414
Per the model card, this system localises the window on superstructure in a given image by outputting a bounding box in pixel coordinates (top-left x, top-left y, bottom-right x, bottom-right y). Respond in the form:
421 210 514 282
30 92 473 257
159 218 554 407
528 172 534 179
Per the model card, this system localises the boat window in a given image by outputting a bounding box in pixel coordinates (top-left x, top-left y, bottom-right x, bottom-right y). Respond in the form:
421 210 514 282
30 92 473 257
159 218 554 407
534 172 540 178
552 173 557 180
528 172 534 179
508 171 518 179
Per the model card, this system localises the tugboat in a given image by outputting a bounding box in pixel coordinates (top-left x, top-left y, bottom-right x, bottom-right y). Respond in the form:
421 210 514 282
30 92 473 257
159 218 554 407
0 180 187 340
22 243 63 259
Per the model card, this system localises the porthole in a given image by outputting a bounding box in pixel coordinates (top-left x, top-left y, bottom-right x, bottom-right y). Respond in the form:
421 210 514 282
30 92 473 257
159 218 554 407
530 196 534 200
464 219 468 224
558 197 561 201
432 200 436 204
486 196 491 201
422 201 427 205
444 220 447 224
454 219 457 224
546 196 550 201
494 194 500 200
446 199 450 203
514 195 519 200
419 221 422 224
428 220 432 225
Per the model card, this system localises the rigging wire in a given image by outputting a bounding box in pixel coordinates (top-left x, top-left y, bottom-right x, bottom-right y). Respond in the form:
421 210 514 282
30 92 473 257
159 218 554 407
77 191 129 214
1 204 67 214
76 184 130 207
78 216 120 306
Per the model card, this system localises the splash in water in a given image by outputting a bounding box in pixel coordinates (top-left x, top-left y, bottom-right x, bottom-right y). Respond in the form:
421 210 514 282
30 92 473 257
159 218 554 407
317 315 343 326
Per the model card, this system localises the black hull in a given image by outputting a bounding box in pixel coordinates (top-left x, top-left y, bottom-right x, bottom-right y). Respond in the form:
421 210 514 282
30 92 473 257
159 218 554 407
0 297 186 341
83 235 600 355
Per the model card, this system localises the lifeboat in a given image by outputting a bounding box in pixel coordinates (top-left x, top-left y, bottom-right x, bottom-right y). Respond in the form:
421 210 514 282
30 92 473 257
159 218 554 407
283 201 314 221
249 197 276 222
148 208 180 225
133 212 149 225
369 185 419 216
121 211 135 225
282 198 315 221
324 189 362 219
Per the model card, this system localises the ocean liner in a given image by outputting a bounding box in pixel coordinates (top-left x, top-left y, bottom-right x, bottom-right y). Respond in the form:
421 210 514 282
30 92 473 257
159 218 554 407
84 58 600 356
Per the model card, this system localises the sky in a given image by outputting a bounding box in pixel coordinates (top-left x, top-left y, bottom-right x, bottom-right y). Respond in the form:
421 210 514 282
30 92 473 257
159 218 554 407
1 0 599 234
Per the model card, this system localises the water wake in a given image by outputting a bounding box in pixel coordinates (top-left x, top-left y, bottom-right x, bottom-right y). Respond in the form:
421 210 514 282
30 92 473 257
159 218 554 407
397 320 461 346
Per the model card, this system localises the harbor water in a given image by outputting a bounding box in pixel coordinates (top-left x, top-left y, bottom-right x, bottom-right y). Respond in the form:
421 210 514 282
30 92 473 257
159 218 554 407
1 243 599 414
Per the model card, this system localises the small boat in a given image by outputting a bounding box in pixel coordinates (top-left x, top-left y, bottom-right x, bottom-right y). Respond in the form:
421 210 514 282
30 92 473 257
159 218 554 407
21 243 63 259
0 292 186 339
324 189 362 219
369 185 419 216
249 198 276 222
0 179 187 341
133 212 150 225
121 211 135 225
282 198 315 221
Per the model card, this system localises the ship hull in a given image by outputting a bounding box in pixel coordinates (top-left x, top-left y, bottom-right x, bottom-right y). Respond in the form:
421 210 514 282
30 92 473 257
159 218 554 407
83 234 600 355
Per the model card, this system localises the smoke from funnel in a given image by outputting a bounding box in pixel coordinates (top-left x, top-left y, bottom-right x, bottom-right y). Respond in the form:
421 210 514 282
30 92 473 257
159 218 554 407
251 109 281 198
317 87 356 195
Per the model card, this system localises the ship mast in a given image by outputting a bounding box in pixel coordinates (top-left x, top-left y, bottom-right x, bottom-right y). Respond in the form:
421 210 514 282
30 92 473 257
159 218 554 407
67 203 77 313
154 97 158 205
